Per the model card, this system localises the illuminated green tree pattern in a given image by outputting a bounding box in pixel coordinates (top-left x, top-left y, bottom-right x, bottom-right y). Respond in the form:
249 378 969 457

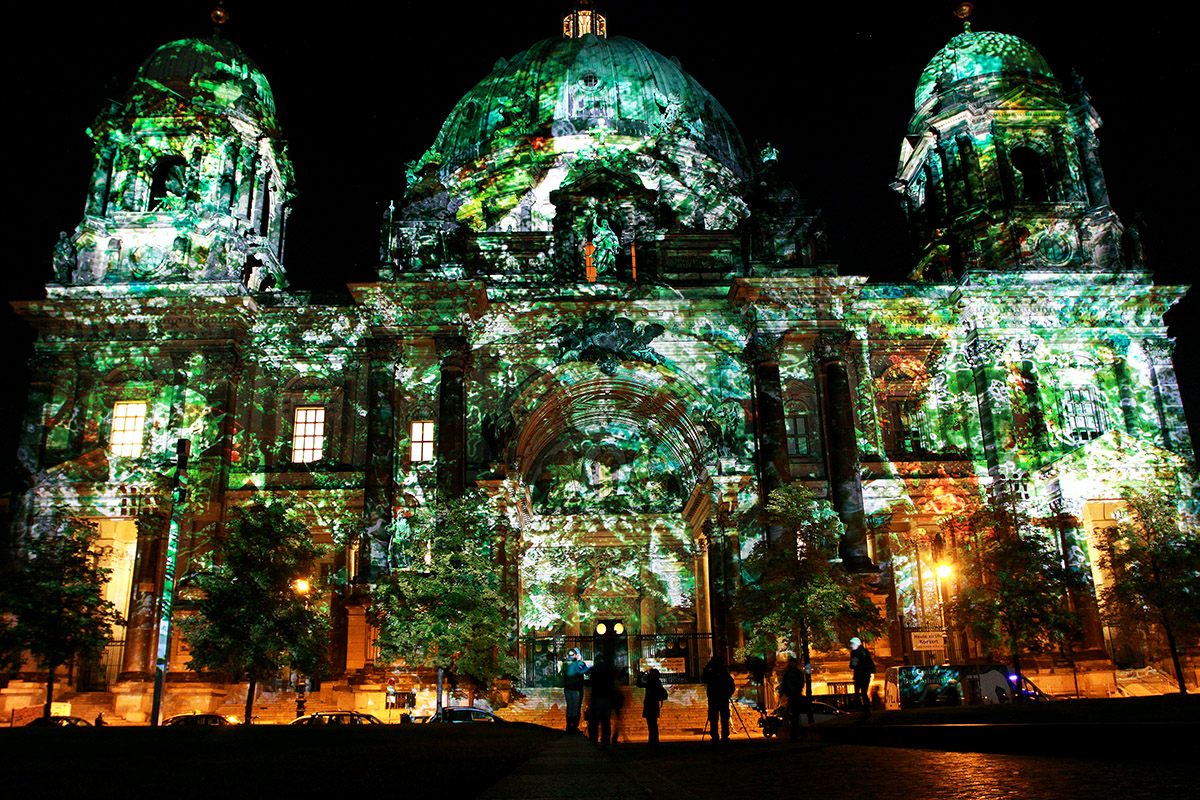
8 12 1200 709
947 492 1083 682
369 494 517 708
179 503 330 724
736 485 884 709
0 518 124 719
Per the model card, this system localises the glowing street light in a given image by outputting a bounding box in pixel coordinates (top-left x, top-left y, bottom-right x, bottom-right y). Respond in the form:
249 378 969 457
293 578 311 596
935 564 952 661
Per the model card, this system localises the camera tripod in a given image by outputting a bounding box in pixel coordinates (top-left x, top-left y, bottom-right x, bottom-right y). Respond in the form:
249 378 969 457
699 697 753 741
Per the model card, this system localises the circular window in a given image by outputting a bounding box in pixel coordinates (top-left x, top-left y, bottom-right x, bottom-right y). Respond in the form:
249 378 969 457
581 73 600 88
462 101 479 120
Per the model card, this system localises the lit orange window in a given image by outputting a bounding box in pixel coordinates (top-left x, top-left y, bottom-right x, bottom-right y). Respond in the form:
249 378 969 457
583 240 598 282
292 406 325 463
410 420 435 462
111 401 147 457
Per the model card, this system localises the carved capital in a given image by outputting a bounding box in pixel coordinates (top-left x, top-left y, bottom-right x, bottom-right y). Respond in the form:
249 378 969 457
963 336 1003 368
814 330 853 364
741 333 782 367
1141 337 1174 361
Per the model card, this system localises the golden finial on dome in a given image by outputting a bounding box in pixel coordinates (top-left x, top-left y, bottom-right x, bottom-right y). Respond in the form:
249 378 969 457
954 2 974 32
211 2 230 25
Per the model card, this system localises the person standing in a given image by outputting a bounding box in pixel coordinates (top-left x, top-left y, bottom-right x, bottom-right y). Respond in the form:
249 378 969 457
701 655 734 742
779 656 807 739
588 654 616 748
386 677 397 710
849 637 875 716
295 685 307 719
562 647 587 734
638 668 668 746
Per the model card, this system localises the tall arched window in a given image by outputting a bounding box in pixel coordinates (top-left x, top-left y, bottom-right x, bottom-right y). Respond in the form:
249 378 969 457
148 156 187 211
1010 147 1048 202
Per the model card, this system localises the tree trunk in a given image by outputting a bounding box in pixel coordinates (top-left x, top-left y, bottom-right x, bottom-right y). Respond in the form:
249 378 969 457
1162 617 1188 695
436 667 444 716
43 663 57 719
244 677 257 724
801 631 814 725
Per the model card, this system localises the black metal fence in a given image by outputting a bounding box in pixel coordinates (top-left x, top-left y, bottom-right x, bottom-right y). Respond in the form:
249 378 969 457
76 639 125 692
520 633 712 687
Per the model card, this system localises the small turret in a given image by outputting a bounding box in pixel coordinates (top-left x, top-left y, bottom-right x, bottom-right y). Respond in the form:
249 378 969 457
57 22 292 292
894 11 1126 279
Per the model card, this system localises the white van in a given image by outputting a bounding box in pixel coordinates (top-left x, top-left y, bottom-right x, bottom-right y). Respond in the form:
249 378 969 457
883 664 1054 710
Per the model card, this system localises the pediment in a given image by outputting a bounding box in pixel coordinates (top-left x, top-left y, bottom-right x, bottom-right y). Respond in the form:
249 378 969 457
1038 429 1196 492
992 86 1069 113
555 165 654 200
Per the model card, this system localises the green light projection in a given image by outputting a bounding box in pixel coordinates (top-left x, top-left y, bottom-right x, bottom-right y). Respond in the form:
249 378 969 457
10 16 1198 704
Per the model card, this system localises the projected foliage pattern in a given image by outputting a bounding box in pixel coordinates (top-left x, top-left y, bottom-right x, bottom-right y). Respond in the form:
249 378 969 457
10 17 1197 700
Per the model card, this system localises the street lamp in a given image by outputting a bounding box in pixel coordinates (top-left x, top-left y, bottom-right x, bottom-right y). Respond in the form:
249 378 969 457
293 578 311 596
935 564 952 662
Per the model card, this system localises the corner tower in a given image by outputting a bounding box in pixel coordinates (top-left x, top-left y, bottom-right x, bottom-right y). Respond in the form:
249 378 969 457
59 30 292 291
894 18 1126 279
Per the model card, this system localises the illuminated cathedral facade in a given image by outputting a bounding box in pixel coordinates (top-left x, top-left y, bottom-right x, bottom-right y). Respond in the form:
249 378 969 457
5 5 1194 719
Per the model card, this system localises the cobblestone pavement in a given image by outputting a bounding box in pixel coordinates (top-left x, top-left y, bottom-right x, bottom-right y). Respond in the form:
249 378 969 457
483 734 1190 799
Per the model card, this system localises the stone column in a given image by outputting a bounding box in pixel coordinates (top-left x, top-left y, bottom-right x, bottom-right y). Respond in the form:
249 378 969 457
121 516 165 678
1109 339 1138 435
1143 338 1187 454
362 337 397 577
703 517 735 661
1076 133 1110 208
436 337 468 499
936 143 957 216
956 135 977 206
816 332 874 571
744 336 789 541
965 334 1004 478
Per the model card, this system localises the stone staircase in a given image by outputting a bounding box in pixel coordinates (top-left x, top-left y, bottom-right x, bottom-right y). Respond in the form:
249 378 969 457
44 690 117 725
496 685 759 740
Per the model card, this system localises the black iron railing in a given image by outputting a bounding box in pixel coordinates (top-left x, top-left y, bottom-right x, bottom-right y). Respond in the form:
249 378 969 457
76 639 125 692
519 633 712 687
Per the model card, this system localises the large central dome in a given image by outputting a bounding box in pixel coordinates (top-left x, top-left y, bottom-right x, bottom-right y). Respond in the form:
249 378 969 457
434 35 748 178
420 33 752 232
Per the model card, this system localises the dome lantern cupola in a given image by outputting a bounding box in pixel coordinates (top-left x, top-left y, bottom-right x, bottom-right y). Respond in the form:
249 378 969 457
563 0 606 39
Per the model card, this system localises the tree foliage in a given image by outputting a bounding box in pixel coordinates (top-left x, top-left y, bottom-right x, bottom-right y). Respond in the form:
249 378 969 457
179 503 330 723
735 485 883 667
1097 488 1200 693
947 491 1081 679
0 517 124 718
368 494 517 692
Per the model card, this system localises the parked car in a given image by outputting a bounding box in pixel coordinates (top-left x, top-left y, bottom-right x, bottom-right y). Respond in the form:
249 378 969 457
26 716 92 727
163 713 232 726
289 711 383 725
426 706 506 724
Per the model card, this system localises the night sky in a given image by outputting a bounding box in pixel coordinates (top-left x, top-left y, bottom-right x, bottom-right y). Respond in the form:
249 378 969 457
5 1 1197 483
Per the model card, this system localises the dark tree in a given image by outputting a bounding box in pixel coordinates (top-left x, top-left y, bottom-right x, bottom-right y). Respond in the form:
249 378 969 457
179 503 329 724
1098 488 1200 694
735 485 883 720
0 518 124 719
368 494 516 712
947 491 1082 684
